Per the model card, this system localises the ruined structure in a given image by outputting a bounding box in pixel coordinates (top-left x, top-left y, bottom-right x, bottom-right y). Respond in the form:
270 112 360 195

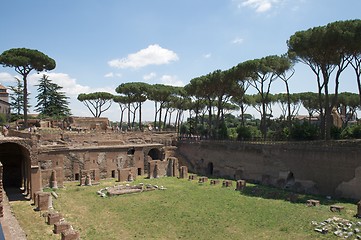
0 125 178 201
0 84 10 119
177 140 361 200
2 118 361 205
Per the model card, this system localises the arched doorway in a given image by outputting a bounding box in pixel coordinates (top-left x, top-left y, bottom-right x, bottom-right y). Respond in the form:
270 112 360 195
148 148 161 160
207 162 214 176
285 171 295 189
144 148 162 174
0 142 31 194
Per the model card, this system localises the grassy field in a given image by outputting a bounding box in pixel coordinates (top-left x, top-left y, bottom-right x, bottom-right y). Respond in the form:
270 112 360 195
10 177 358 240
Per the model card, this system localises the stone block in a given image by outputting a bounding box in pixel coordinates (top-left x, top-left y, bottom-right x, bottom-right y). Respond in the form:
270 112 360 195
222 180 232 187
166 157 179 177
179 166 188 179
357 200 361 218
307 199 320 207
236 180 246 191
47 212 62 225
61 229 80 240
210 179 220 185
54 222 71 234
188 174 197 181
37 192 52 211
330 205 344 212
198 177 208 183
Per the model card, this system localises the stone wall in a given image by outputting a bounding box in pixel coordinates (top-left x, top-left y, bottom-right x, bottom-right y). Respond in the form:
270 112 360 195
176 140 361 200
37 144 165 187
66 116 109 130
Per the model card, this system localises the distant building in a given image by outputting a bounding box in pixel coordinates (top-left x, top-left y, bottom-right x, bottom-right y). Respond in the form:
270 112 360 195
0 84 10 119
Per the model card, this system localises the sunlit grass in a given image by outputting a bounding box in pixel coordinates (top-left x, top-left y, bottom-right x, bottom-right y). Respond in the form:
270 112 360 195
11 177 358 239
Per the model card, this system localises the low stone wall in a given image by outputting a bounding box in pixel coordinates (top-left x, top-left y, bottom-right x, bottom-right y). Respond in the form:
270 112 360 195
177 140 361 200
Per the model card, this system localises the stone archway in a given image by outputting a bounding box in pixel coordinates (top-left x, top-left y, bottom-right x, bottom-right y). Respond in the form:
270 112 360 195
0 142 31 197
144 147 163 174
148 148 162 160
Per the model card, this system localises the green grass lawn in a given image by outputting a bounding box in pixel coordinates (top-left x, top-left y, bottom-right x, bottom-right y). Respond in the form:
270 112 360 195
10 177 358 240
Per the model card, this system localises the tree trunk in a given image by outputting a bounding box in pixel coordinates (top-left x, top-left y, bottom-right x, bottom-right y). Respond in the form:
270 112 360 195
158 104 163 131
23 75 29 128
285 82 292 135
163 108 168 130
127 103 131 130
139 102 142 131
261 101 267 141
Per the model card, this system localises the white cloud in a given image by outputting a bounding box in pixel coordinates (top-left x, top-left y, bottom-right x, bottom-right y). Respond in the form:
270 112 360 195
104 72 122 78
232 37 244 44
203 53 212 59
143 72 157 81
238 0 281 13
0 72 17 83
108 44 179 69
28 72 92 96
104 72 114 78
160 75 184 87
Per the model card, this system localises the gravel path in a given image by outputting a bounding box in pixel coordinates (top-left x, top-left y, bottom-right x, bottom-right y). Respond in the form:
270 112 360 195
1 191 27 240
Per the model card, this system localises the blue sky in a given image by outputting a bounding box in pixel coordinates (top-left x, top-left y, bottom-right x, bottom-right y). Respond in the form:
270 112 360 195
0 0 360 122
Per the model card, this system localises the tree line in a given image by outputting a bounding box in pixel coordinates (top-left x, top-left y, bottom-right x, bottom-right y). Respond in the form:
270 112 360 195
1 19 361 141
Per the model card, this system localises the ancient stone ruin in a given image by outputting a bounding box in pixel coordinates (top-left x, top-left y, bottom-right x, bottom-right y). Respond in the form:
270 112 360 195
98 183 166 197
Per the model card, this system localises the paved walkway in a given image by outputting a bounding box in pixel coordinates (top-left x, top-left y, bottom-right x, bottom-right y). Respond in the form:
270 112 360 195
1 190 27 240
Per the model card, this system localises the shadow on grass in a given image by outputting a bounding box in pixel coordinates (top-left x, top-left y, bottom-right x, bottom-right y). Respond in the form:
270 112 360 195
238 184 357 206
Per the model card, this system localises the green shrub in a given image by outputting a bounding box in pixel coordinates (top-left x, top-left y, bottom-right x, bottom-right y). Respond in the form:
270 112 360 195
228 127 238 140
0 113 7 124
268 127 289 141
290 121 319 140
237 125 251 140
330 126 342 140
341 124 361 139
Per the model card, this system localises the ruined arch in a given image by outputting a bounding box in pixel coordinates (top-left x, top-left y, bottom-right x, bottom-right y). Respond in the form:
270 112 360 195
147 148 162 161
0 142 31 192
143 147 163 175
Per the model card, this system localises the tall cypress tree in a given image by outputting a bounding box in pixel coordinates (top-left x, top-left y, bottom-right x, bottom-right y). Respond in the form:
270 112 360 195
35 74 71 118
